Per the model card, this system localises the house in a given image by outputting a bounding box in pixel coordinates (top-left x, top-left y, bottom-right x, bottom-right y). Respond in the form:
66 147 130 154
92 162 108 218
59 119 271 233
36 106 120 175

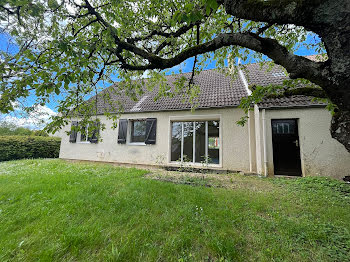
58 59 350 180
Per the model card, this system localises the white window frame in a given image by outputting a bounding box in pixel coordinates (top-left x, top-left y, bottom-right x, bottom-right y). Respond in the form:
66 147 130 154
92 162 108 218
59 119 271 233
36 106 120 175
168 114 222 167
127 119 147 146
77 124 91 144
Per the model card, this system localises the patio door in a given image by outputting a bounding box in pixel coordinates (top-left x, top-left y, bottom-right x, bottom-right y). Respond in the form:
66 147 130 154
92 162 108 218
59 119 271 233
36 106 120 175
171 120 220 164
271 119 302 176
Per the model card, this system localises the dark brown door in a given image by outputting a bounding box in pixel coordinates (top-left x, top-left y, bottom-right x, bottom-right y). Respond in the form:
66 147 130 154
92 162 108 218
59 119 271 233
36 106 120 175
271 119 302 176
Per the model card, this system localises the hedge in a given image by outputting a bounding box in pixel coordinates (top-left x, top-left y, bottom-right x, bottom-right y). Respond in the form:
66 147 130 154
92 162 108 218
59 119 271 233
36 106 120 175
0 136 61 161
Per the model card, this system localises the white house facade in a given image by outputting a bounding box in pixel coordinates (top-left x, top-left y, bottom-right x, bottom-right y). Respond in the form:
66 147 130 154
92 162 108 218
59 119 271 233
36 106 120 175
58 61 350 180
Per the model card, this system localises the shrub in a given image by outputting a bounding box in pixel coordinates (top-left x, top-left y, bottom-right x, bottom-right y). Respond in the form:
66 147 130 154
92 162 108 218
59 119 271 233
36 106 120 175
0 136 61 161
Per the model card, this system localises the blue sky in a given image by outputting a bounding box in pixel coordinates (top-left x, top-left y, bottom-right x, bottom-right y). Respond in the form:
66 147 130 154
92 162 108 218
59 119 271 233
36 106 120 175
0 32 319 128
0 33 18 54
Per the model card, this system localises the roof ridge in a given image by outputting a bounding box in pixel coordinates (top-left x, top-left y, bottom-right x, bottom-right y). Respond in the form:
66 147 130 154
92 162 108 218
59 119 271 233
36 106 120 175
85 54 325 114
111 54 323 83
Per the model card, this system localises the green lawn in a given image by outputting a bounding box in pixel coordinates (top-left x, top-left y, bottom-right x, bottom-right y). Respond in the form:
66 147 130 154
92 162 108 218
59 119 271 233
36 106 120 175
0 159 349 261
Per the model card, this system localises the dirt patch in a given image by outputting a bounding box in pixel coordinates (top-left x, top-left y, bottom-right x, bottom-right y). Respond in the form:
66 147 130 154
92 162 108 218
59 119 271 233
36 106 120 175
145 170 277 192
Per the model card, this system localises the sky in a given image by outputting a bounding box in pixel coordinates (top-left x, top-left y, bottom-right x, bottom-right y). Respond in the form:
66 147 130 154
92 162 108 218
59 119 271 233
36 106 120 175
0 31 319 130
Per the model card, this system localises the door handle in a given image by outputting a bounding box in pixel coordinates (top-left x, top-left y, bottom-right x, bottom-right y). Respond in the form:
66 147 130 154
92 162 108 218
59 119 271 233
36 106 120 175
293 140 299 147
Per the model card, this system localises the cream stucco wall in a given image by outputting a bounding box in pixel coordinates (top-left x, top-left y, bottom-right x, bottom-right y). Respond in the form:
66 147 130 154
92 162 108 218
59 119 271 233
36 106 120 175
58 107 350 179
59 108 252 172
256 107 350 180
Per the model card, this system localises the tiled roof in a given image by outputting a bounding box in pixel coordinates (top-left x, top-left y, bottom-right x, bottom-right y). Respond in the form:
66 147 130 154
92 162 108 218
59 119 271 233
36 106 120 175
93 69 248 114
243 62 326 109
258 95 325 109
91 58 325 114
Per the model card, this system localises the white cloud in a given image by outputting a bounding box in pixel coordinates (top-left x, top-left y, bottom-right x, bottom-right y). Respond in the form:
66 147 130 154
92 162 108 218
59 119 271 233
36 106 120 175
1 105 57 130
65 0 82 15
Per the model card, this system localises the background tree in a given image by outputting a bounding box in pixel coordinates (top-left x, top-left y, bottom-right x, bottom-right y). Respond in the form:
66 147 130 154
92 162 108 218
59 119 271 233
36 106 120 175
0 121 49 136
0 0 349 151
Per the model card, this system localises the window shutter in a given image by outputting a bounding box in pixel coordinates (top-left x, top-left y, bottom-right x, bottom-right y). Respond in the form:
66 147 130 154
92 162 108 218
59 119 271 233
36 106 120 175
89 121 100 144
81 124 87 141
69 121 78 143
145 118 157 144
117 119 128 144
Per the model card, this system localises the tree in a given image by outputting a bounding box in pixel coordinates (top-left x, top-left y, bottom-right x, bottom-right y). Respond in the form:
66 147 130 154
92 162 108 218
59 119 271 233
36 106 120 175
0 120 48 136
0 0 349 151
0 121 31 136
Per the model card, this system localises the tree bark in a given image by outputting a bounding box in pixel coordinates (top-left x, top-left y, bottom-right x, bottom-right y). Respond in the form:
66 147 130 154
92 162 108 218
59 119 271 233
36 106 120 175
331 111 350 152
219 0 350 152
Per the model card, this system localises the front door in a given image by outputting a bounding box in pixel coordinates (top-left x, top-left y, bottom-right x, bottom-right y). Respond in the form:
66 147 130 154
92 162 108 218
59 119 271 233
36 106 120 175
271 119 302 176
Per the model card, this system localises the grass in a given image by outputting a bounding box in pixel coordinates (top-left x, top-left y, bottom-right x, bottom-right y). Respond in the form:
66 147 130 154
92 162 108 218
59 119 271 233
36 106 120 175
0 159 349 261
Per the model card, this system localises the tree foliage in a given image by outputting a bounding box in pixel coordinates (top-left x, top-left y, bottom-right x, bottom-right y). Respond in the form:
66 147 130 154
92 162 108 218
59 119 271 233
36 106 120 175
0 121 49 136
0 0 349 150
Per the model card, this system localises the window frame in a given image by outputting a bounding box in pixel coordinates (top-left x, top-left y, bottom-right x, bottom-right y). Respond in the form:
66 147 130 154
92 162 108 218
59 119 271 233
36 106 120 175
128 119 148 145
77 124 90 144
168 115 222 167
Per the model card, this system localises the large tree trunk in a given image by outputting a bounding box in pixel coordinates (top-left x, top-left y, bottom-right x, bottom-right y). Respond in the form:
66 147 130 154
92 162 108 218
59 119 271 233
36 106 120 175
220 0 350 153
319 12 350 152
331 111 350 152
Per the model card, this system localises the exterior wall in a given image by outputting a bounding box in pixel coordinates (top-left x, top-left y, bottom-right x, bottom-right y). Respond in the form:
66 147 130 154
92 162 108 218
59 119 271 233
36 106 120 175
58 106 350 179
58 108 252 172
257 107 350 180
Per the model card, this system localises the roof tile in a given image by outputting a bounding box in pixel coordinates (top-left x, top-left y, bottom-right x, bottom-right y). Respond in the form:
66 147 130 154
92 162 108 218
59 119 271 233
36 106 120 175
91 59 326 114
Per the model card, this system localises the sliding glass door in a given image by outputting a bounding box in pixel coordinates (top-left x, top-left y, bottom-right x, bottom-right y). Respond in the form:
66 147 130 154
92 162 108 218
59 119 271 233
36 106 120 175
171 120 220 164
208 121 220 164
183 122 194 162
171 122 182 162
195 122 206 163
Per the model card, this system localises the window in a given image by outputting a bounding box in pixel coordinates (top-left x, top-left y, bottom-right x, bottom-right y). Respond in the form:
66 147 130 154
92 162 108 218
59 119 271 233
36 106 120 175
272 121 295 134
130 120 147 143
171 122 182 160
183 122 194 162
208 121 220 164
171 120 220 164
117 118 157 144
69 121 78 143
77 125 89 143
73 121 99 144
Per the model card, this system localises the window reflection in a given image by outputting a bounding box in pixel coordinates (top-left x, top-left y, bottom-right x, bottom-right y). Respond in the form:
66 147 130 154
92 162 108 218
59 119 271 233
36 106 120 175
131 120 147 142
272 121 295 134
208 121 220 164
171 122 182 161
195 122 206 163
171 120 220 164
183 122 193 162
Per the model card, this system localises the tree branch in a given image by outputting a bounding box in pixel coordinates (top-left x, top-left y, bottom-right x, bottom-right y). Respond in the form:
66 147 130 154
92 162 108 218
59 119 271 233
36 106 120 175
189 24 200 86
257 23 273 36
0 5 16 15
217 0 326 30
0 5 22 24
127 23 196 44
73 19 98 37
117 32 328 90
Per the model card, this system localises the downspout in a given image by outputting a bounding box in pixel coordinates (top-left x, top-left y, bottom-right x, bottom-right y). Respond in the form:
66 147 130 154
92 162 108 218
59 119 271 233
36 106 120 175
254 104 262 174
247 111 253 172
237 58 253 172
262 109 268 177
